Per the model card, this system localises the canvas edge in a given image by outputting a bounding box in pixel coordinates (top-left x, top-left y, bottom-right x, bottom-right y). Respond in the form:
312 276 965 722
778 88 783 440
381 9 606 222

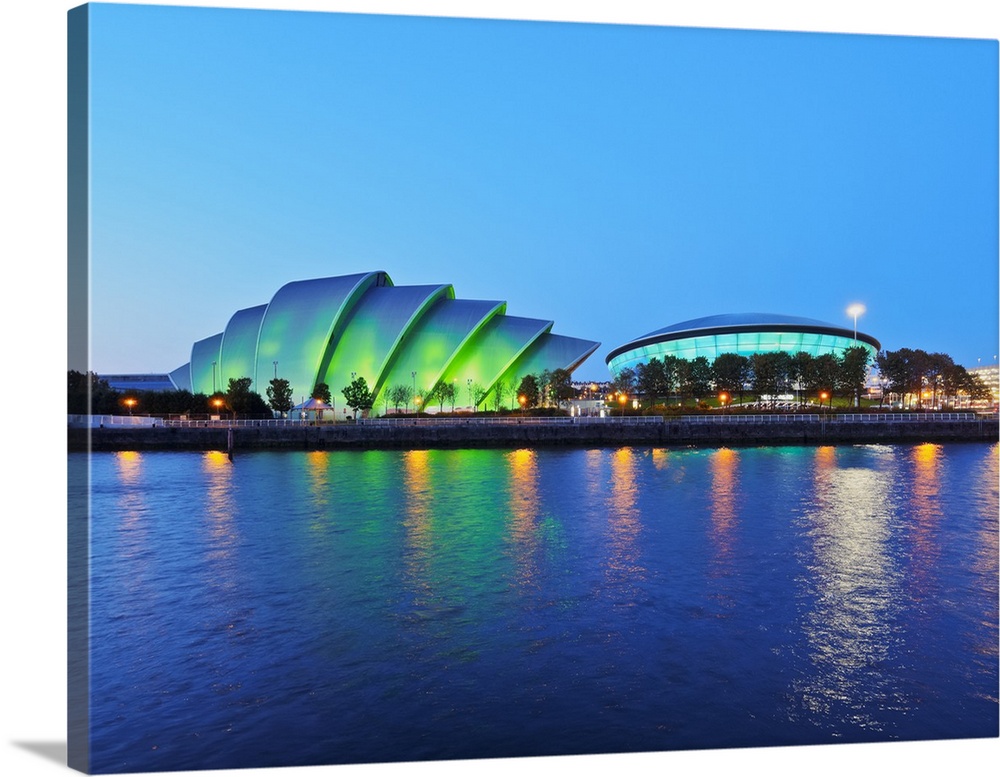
67 3 91 774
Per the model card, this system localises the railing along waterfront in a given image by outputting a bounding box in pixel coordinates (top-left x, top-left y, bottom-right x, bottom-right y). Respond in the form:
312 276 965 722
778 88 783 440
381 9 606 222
73 411 996 429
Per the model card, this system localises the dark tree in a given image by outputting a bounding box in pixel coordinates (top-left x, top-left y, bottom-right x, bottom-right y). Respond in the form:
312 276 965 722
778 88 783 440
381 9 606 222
838 346 872 408
266 378 294 415
225 377 255 418
517 374 540 409
429 380 457 412
312 382 332 404
388 384 412 413
549 368 575 407
791 352 815 406
812 354 839 408
711 353 750 405
68 370 118 415
684 356 713 401
749 352 792 406
341 376 374 419
612 367 636 398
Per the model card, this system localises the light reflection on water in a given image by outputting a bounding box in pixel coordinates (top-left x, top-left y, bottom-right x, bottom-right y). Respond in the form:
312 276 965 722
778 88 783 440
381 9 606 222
506 448 541 590
604 447 644 594
793 445 902 731
708 448 739 569
83 443 999 772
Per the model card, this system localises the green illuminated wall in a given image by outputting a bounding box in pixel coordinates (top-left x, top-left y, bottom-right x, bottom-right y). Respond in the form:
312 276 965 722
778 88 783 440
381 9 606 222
253 272 381 402
376 297 505 408
439 315 553 405
321 284 453 400
191 333 223 395
219 305 267 391
177 271 599 413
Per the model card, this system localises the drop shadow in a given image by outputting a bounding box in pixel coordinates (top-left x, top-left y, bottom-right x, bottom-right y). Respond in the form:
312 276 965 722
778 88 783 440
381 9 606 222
11 740 67 766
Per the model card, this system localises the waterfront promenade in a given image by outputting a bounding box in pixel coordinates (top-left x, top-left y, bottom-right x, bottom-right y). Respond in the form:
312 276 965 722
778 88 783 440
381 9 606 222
69 412 999 452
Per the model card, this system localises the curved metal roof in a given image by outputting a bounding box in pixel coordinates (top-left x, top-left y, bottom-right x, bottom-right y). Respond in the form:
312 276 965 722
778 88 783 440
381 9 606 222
607 312 880 364
183 271 600 410
639 313 846 339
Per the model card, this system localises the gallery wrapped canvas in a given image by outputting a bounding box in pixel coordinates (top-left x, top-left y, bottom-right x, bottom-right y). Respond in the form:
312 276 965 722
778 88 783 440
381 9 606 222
64 2 997 776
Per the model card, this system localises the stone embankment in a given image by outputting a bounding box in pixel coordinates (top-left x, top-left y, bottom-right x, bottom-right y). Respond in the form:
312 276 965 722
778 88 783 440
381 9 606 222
69 415 1000 452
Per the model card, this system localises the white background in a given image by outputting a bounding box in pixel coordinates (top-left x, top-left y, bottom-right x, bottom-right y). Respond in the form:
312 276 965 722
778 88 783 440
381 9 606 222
2 2 997 776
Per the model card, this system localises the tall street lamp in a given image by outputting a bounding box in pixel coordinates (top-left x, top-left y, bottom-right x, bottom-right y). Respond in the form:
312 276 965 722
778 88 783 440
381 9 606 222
846 303 866 343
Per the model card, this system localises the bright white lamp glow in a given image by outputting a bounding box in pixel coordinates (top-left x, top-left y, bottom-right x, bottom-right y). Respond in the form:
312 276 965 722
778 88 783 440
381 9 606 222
847 303 866 341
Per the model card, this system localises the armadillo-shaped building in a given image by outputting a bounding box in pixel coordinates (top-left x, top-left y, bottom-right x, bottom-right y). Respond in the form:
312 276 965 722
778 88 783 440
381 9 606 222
170 271 599 411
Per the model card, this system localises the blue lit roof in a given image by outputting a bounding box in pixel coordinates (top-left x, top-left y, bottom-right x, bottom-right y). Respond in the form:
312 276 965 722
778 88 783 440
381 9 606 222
639 313 844 339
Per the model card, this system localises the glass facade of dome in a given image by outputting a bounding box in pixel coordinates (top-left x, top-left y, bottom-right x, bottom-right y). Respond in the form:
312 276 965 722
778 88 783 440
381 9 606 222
606 313 880 376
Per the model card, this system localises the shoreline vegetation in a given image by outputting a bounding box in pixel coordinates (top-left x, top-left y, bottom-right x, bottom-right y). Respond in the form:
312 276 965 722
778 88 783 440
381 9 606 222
69 413 999 452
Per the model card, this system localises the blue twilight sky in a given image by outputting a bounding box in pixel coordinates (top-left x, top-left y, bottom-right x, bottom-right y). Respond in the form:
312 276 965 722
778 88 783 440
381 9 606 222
84 2 998 382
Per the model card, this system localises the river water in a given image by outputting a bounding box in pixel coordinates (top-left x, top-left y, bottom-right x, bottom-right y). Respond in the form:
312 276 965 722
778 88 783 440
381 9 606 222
74 442 998 773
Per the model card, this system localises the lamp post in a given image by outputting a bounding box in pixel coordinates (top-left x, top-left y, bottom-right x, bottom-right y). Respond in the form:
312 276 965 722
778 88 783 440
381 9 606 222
467 378 473 410
519 394 526 416
124 397 136 416
718 392 728 414
212 361 217 393
846 303 865 343
411 371 416 413
619 393 627 417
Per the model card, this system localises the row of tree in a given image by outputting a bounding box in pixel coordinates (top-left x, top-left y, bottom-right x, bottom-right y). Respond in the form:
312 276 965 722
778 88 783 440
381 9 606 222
69 371 295 418
610 347 991 409
874 348 992 408
611 348 872 409
68 346 993 419
344 368 576 417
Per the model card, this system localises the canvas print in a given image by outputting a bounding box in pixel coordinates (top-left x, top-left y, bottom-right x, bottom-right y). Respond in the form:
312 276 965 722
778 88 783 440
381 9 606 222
67 2 998 775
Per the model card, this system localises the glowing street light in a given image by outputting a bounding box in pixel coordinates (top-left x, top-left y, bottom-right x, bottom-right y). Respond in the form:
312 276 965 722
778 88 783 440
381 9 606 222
820 390 829 410
124 397 136 416
618 393 627 417
846 303 866 343
718 392 728 413
518 394 526 416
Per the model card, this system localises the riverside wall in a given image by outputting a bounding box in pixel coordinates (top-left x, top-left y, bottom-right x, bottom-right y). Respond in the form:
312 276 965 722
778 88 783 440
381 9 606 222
69 418 1000 453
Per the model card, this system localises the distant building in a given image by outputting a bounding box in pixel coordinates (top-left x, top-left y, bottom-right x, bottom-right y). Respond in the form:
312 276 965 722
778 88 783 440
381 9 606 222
99 374 178 392
968 363 999 401
606 313 880 376
171 271 599 413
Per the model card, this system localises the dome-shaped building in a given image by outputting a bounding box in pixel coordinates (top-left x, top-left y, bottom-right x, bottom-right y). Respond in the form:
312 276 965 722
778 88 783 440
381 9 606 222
606 313 880 376
170 271 599 412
